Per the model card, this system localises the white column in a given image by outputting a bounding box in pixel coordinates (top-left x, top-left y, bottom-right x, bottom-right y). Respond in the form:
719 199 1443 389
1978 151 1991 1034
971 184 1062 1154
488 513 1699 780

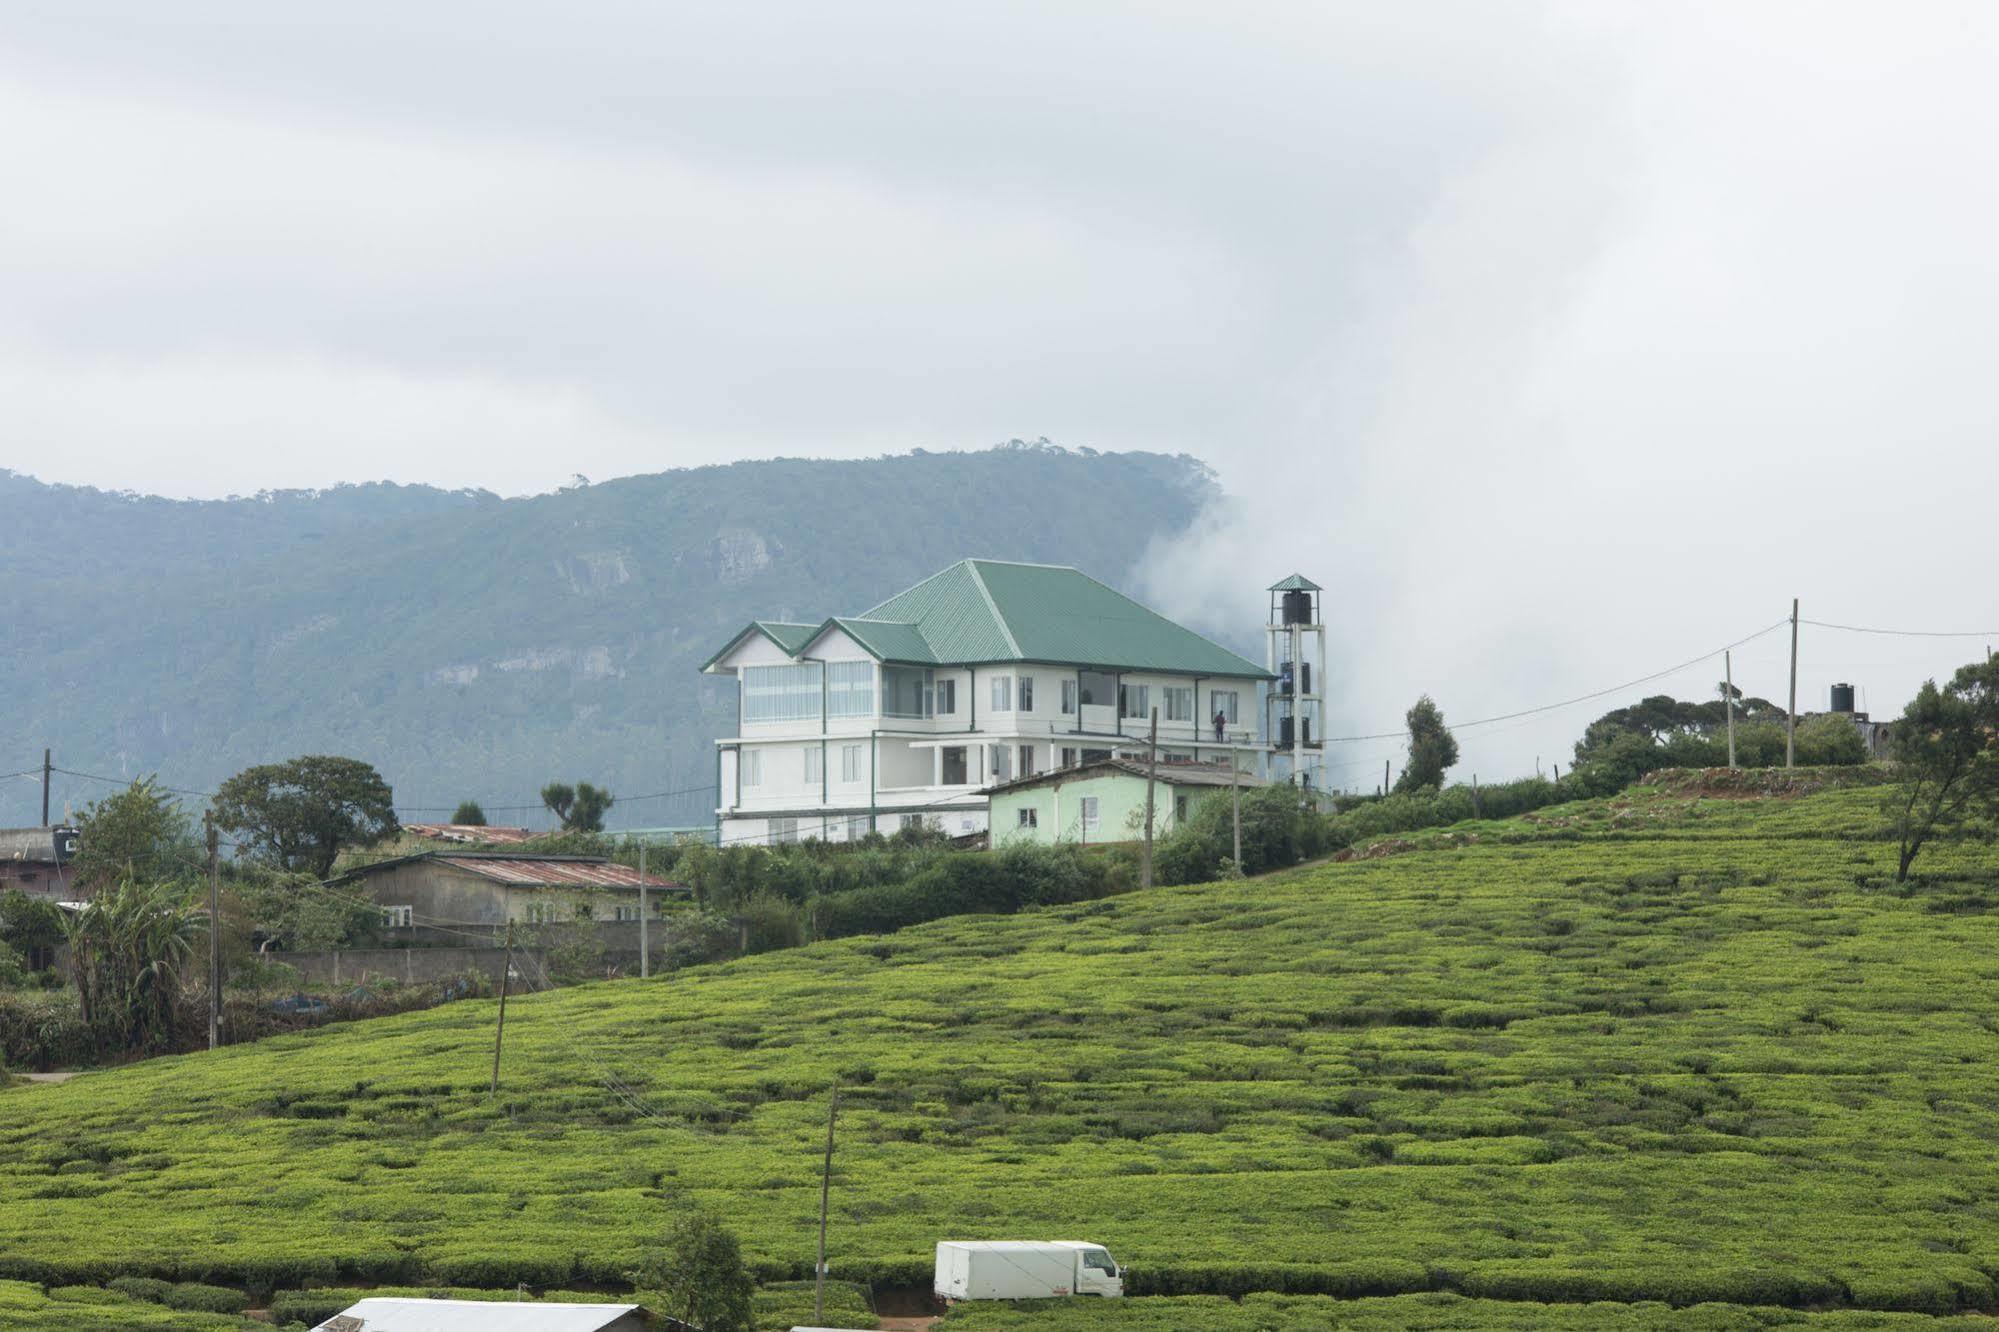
933 746 943 787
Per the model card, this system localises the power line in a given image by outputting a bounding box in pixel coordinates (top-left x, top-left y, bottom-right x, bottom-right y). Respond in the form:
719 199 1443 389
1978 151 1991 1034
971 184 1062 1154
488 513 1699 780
51 766 219 800
1801 618 1999 639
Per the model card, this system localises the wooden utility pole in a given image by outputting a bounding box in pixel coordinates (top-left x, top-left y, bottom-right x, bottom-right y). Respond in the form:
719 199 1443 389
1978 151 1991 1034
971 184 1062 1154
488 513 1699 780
814 1085 840 1323
1383 758 1390 796
40 748 51 827
490 919 515 1097
1786 598 1800 770
1470 774 1482 820
205 812 221 1051
638 841 650 980
1725 650 1738 769
1140 708 1158 891
1230 758 1242 871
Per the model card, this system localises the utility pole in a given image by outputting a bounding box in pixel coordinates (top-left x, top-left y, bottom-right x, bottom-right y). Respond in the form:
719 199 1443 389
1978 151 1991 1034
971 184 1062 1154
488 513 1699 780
1725 650 1737 769
1141 708 1158 891
638 841 650 980
1383 758 1390 797
1470 774 1482 820
490 919 515 1097
1230 758 1242 871
41 748 51 827
205 812 221 1051
814 1085 840 1323
1786 597 1800 770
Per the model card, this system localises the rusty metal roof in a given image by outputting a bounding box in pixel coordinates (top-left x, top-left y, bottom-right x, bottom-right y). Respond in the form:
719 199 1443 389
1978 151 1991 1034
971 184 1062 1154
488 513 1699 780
435 855 682 890
405 823 540 845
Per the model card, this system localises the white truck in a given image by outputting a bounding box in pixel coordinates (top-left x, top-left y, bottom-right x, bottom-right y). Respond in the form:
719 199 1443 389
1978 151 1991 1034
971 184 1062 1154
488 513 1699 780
933 1240 1125 1301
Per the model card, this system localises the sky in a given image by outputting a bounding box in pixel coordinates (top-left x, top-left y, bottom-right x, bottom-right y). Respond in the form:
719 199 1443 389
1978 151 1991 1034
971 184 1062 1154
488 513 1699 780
3 2 1996 785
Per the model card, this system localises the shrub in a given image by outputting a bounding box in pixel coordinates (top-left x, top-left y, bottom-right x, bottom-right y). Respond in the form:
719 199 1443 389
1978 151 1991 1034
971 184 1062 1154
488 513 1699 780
105 1275 173 1304
163 1281 251 1313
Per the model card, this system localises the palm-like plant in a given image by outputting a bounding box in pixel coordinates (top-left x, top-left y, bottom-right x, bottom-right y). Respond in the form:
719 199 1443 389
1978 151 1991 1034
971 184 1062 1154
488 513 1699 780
60 879 202 1053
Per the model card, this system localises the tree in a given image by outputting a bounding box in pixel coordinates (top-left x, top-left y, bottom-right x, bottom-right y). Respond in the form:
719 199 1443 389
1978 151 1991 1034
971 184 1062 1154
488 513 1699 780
0 890 64 972
1885 656 1999 882
72 778 199 894
633 1211 754 1332
541 781 614 833
451 800 487 826
61 878 201 1052
1394 695 1460 793
212 756 399 879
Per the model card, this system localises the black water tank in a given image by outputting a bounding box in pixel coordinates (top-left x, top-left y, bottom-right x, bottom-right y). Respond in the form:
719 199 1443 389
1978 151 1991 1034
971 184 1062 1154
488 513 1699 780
1830 682 1856 714
1282 589 1312 625
1279 716 1295 748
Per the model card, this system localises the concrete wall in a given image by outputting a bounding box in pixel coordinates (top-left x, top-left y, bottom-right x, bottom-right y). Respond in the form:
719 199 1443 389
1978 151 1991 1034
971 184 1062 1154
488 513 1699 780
275 920 686 986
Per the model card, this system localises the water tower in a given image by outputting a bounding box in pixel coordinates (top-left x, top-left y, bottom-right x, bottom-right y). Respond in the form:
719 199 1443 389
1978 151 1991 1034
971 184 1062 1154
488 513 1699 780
1265 574 1328 789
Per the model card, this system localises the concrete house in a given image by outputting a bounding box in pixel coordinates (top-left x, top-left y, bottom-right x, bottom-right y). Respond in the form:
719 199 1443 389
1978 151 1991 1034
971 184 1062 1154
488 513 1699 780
0 826 80 902
701 559 1274 846
337 852 686 941
987 758 1265 846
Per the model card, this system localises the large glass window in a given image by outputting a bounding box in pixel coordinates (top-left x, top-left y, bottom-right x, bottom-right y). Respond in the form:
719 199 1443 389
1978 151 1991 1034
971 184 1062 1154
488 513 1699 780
881 666 934 718
742 663 823 724
1212 689 1240 724
1060 680 1077 715
1120 683 1150 719
1078 670 1115 707
1080 796 1100 833
936 678 957 715
770 817 799 845
1164 686 1194 721
827 661 874 718
1018 675 1034 711
741 749 763 786
990 675 1012 712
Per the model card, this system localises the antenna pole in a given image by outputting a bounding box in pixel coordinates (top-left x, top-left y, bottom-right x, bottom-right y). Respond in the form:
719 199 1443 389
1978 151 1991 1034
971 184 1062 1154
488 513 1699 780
1786 598 1800 770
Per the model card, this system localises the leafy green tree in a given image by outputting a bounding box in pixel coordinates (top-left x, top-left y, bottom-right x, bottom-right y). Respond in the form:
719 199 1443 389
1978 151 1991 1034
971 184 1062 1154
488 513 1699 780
451 800 487 826
71 778 199 894
633 1210 755 1331
61 878 201 1052
0 890 64 972
212 756 399 879
234 870 378 952
1885 657 1999 881
541 781 614 833
1394 695 1460 793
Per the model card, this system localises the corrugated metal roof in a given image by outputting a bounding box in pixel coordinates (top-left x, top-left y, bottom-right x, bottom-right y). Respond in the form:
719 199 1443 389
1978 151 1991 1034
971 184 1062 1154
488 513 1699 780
0 828 65 863
862 561 1017 663
312 1297 644 1331
1267 573 1322 591
967 560 1270 677
435 855 684 890
698 620 820 672
822 616 939 664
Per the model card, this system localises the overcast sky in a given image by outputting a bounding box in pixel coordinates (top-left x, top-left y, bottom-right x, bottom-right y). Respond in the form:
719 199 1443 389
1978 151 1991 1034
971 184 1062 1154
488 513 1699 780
4 2 1995 784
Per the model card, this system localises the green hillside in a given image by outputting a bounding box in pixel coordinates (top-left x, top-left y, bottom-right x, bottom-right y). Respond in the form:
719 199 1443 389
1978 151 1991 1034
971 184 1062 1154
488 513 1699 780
0 444 1213 829
4 778 1999 1322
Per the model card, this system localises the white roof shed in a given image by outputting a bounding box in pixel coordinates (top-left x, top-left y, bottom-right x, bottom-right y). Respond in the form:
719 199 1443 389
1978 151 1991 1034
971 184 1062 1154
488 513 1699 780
312 1298 652 1332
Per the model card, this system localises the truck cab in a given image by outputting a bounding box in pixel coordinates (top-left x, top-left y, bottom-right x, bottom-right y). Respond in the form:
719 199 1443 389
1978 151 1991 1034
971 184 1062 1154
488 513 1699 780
1055 1241 1124 1297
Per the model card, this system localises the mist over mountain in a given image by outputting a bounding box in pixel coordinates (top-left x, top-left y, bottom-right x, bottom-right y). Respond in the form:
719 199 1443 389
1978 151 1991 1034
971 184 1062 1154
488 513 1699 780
0 446 1220 831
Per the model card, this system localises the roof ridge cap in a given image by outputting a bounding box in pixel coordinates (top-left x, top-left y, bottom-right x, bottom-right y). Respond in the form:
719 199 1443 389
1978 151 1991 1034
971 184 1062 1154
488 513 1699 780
965 561 1024 657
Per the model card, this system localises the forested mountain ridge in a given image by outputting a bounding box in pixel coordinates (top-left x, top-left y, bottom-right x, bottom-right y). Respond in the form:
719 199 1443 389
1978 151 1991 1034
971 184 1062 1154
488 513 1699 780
0 447 1216 829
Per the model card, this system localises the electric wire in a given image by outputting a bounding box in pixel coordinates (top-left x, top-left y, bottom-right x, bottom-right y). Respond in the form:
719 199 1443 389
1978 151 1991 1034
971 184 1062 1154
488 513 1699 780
1801 618 1999 639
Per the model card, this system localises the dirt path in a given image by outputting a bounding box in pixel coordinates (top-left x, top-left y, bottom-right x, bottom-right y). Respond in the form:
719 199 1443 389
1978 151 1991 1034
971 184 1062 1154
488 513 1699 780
18 1071 82 1084
876 1319 939 1330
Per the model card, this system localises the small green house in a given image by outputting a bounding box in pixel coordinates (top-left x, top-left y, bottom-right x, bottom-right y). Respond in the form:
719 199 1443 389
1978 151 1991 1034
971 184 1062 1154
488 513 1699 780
986 759 1262 846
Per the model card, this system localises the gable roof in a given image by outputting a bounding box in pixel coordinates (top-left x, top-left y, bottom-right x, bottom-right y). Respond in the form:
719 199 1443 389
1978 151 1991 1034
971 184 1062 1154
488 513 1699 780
312 1297 646 1331
706 561 1271 678
339 852 685 892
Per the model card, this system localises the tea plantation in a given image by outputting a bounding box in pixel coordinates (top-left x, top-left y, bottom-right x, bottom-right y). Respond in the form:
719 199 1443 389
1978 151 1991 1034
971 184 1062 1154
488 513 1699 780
4 777 1999 1326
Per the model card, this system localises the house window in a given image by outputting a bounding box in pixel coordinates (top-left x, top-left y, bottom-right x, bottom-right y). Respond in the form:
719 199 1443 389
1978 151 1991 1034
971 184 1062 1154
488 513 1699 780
1018 745 1035 777
961 817 976 832
941 747 968 784
841 743 863 782
804 746 824 784
846 815 870 841
741 749 763 786
380 905 413 929
770 817 799 845
1120 683 1150 719
1212 690 1239 724
525 900 556 924
1018 807 1038 829
1061 680 1077 715
613 903 640 922
936 678 957 715
1078 670 1115 707
881 666 934 719
990 675 1012 713
1164 686 1194 722
1018 675 1034 711
827 661 874 718
742 662 824 724
1080 796 1100 834
1061 747 1078 767
991 744 1012 783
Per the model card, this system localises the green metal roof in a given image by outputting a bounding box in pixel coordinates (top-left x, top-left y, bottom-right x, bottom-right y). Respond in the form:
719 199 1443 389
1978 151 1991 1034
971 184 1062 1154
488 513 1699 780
1267 573 1322 592
697 621 819 672
708 560 1272 678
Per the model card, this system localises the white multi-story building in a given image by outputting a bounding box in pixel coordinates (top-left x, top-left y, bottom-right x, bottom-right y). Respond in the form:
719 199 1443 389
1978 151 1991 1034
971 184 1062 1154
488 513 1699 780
701 559 1275 845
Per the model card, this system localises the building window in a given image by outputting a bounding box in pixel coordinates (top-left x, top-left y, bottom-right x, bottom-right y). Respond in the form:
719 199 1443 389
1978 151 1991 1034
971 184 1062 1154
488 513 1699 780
1078 670 1115 707
1164 686 1194 722
741 749 763 786
881 666 934 719
1120 683 1150 719
961 817 975 832
846 815 870 840
771 817 799 844
841 743 863 782
613 903 641 922
827 660 874 718
990 675 1012 713
991 744 1012 783
1080 796 1100 834
1018 744 1035 777
1018 807 1038 828
380 905 413 929
941 746 968 784
1212 689 1240 724
936 678 957 715
1018 675 1034 711
804 746 824 784
1060 680 1077 715
525 900 556 924
1061 747 1078 767
742 662 824 724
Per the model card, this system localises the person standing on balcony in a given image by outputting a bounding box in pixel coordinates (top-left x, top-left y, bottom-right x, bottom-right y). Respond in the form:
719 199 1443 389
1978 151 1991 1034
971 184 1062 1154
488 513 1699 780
1213 708 1227 743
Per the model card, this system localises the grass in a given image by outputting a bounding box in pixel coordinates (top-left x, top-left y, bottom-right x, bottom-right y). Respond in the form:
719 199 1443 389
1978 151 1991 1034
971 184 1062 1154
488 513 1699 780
3 779 1998 1320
